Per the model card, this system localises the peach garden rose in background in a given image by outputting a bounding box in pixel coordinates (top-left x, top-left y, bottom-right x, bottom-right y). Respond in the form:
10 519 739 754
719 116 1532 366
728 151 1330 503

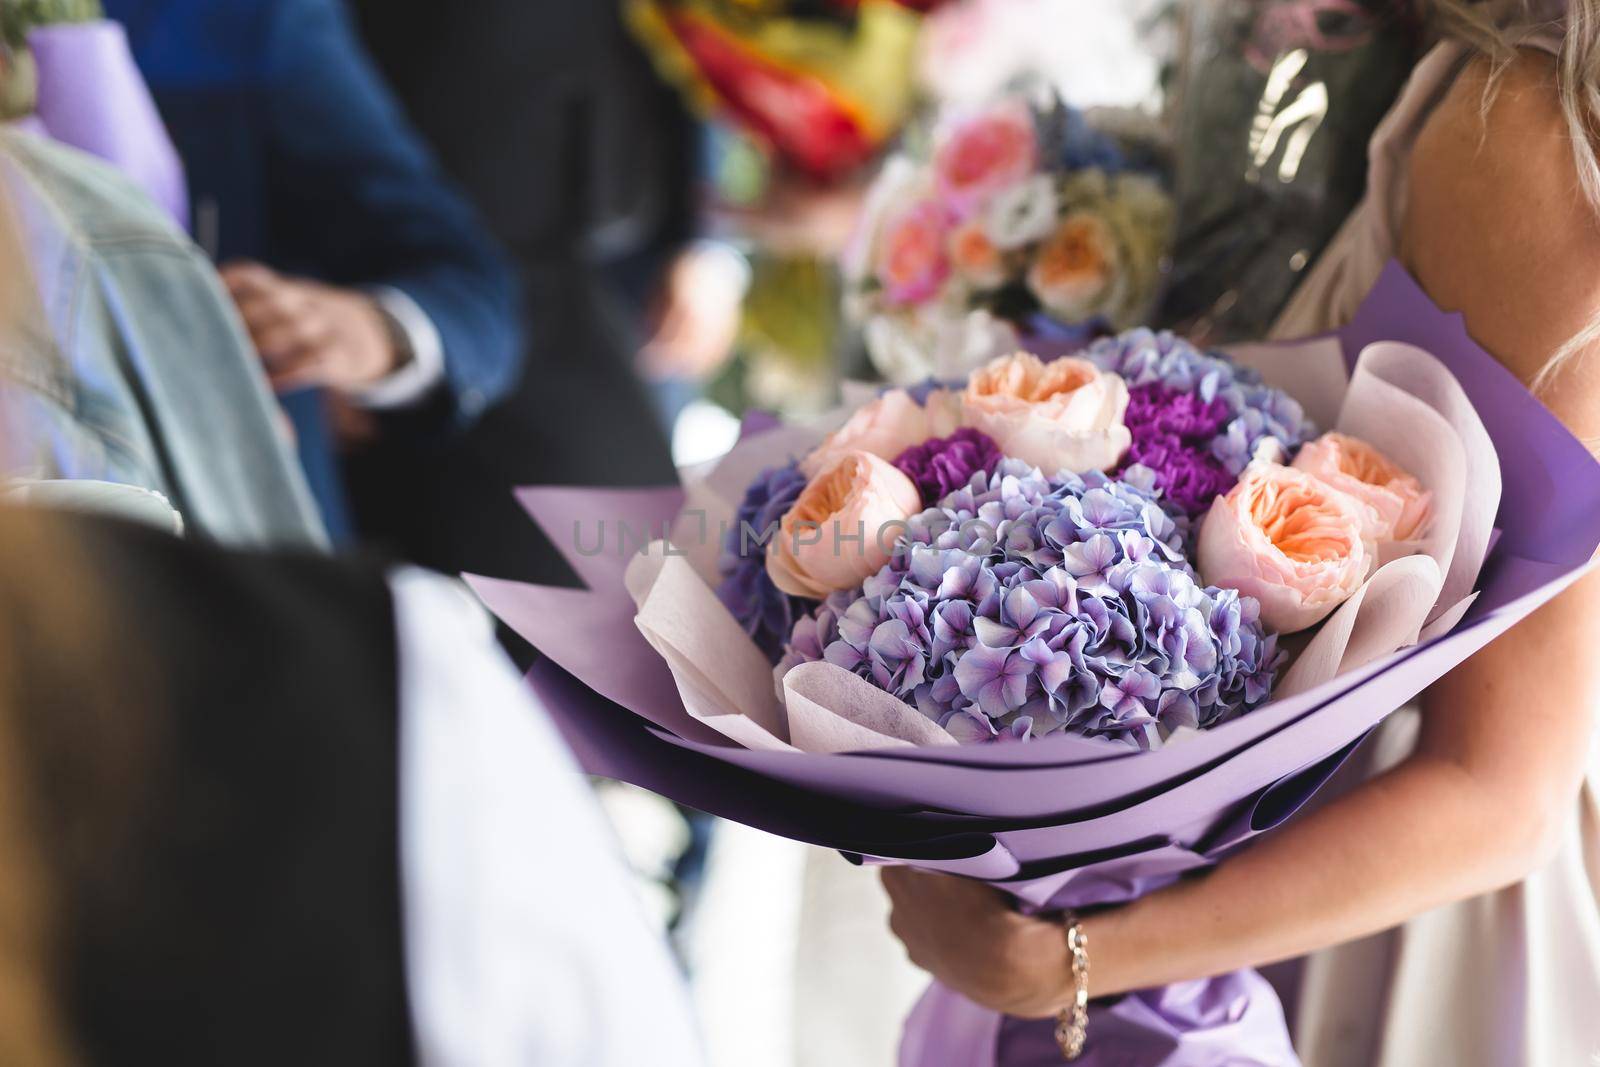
948 217 1009 287
1027 212 1121 322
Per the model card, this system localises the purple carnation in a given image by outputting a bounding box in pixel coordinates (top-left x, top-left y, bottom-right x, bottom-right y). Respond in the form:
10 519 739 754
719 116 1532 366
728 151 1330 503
780 461 1280 748
716 462 810 660
1120 383 1237 517
1084 329 1313 483
893 428 1003 507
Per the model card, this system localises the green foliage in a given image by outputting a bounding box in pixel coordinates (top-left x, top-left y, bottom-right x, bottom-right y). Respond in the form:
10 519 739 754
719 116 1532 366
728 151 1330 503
1 0 104 47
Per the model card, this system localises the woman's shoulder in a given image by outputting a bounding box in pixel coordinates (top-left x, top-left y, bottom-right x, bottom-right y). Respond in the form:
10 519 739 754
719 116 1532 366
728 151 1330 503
1405 47 1600 437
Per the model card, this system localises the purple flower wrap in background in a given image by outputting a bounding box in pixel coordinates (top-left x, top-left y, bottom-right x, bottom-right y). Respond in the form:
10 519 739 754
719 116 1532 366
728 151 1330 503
28 21 190 231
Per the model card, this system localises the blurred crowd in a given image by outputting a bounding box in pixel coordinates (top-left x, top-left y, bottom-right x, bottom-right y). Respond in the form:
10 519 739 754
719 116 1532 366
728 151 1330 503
0 1 1431 1065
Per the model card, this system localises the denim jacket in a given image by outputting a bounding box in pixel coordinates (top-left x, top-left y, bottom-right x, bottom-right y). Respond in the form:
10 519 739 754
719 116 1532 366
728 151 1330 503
0 128 327 548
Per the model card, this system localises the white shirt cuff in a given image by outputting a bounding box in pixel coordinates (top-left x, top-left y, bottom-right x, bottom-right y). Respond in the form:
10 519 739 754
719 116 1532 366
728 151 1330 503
351 286 447 410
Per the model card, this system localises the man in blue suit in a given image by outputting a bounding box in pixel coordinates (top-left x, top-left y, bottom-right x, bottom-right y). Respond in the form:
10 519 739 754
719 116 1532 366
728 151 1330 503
102 0 521 542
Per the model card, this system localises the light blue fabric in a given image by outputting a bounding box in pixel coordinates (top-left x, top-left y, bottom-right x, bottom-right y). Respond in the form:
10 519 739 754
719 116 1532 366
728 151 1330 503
0 128 328 548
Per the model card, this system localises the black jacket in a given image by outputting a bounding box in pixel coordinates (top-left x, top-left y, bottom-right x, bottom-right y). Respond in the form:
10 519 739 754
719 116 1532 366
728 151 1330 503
6 512 412 1065
345 0 691 602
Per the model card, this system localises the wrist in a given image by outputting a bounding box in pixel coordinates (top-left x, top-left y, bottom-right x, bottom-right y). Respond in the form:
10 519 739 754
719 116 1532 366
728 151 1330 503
999 910 1081 1019
372 300 414 377
349 286 446 408
1077 908 1133 999
1054 912 1091 1060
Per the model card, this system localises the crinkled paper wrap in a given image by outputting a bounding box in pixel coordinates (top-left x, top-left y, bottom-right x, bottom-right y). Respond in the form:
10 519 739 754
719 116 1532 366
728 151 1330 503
465 264 1600 1067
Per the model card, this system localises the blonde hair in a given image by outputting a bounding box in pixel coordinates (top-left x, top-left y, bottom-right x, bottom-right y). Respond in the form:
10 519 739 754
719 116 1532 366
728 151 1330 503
0 164 75 1067
0 527 75 1067
1427 0 1600 389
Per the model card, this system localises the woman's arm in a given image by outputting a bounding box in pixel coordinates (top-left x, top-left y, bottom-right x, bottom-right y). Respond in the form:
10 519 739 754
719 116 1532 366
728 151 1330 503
883 50 1600 1015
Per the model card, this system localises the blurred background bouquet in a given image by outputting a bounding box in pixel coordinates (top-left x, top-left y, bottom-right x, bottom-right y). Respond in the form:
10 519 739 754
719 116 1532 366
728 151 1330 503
843 88 1174 384
626 0 935 183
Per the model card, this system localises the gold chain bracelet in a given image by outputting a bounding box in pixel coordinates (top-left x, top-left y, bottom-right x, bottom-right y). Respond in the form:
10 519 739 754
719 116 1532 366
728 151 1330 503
1054 911 1090 1060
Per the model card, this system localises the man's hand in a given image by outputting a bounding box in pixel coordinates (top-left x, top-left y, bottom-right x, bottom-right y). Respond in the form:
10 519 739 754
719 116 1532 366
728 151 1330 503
222 261 402 393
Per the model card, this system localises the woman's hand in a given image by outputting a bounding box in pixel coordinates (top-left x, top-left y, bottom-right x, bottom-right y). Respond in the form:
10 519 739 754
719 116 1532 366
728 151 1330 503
881 867 1075 1018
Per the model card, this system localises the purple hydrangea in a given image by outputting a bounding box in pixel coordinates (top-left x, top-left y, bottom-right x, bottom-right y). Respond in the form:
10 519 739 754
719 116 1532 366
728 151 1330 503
1084 329 1312 479
1120 383 1237 517
717 461 809 659
780 460 1280 748
893 428 1004 507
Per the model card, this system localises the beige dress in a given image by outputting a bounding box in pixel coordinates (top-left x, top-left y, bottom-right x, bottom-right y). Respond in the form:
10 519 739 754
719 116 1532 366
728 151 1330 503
1273 39 1600 1067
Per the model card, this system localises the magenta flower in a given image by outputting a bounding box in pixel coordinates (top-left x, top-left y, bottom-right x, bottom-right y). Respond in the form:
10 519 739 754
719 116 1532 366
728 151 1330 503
1085 331 1314 514
893 428 1003 507
1119 382 1238 517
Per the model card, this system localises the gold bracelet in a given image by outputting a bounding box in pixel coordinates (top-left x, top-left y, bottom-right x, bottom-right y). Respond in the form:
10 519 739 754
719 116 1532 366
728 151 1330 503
1054 911 1090 1060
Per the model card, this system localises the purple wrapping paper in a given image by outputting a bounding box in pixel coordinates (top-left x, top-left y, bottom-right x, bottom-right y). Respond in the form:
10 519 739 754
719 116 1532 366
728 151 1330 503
28 21 190 231
905 972 1300 1067
468 264 1600 1066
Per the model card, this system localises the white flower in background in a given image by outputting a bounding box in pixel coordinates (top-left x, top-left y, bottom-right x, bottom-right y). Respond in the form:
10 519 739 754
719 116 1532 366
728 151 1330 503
982 174 1058 250
864 305 1020 384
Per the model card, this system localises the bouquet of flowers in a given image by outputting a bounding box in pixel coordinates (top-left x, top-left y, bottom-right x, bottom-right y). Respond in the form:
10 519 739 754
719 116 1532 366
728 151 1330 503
468 265 1600 1065
844 89 1174 384
625 0 932 181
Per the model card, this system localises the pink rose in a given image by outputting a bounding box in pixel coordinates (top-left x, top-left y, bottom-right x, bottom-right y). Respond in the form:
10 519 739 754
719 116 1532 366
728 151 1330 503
932 101 1039 216
800 388 960 478
875 198 953 306
767 451 922 598
1197 463 1373 634
1291 432 1432 543
947 217 1009 288
960 352 1131 475
1026 212 1120 322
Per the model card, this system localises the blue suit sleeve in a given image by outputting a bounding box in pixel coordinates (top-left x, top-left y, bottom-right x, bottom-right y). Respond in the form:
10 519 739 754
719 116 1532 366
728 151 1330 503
261 0 523 421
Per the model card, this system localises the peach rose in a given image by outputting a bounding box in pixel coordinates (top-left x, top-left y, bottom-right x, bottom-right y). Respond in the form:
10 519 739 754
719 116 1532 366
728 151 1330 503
1026 212 1121 322
767 451 922 598
1291 432 1432 543
960 352 1131 475
800 388 960 478
932 101 1039 216
948 217 1008 288
875 198 953 306
1197 463 1374 634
